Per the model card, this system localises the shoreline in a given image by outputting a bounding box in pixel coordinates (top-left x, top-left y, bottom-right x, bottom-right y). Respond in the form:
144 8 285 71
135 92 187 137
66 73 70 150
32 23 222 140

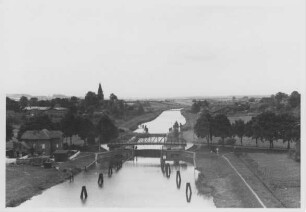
6 153 96 207
115 110 164 132
180 109 261 207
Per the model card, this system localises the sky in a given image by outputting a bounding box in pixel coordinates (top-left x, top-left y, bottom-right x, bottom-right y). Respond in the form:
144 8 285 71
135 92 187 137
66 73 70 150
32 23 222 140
1 0 305 99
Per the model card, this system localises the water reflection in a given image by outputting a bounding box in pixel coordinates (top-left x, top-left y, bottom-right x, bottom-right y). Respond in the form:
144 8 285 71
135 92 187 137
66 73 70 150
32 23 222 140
19 109 215 208
20 157 215 208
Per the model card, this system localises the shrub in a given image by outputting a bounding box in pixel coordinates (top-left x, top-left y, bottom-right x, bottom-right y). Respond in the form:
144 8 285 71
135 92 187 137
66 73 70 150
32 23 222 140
225 138 236 145
217 139 224 145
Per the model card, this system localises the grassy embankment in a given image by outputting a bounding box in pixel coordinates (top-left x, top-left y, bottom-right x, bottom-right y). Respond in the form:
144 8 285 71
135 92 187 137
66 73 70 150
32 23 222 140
181 109 300 207
6 152 96 207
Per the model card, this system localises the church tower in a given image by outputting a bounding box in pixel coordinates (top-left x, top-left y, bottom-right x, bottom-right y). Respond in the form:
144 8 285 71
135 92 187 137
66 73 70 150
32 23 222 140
97 83 104 100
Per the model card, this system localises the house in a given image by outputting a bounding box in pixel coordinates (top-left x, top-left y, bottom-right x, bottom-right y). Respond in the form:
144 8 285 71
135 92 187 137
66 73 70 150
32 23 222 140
21 129 63 156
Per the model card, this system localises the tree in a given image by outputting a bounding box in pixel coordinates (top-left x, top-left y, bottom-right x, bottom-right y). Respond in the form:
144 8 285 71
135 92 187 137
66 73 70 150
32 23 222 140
288 91 300 108
19 96 29 108
191 101 201 113
97 83 104 101
96 114 118 147
232 119 245 145
29 97 38 106
277 113 298 149
18 115 54 139
256 112 278 148
110 93 118 102
85 91 99 107
275 92 288 104
6 97 20 112
212 114 232 144
194 112 213 144
6 119 13 141
75 117 96 145
246 117 262 147
61 112 76 146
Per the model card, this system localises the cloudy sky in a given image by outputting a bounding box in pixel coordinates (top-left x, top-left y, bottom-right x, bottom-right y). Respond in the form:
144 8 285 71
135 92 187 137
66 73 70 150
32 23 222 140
2 0 305 98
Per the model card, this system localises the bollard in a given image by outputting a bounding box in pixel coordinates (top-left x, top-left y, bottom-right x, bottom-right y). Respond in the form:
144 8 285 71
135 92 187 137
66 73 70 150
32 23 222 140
176 171 181 189
84 166 87 172
166 163 171 178
80 186 88 199
98 173 104 186
186 183 192 203
108 166 113 177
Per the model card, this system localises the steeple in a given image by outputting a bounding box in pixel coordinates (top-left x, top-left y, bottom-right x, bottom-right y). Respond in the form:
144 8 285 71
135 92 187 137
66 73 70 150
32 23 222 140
97 83 104 100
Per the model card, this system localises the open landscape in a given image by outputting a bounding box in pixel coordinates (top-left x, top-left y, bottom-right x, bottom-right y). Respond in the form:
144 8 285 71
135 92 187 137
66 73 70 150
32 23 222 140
3 0 304 210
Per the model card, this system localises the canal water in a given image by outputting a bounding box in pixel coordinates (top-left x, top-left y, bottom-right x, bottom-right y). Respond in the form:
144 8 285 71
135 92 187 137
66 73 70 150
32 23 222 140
19 109 215 208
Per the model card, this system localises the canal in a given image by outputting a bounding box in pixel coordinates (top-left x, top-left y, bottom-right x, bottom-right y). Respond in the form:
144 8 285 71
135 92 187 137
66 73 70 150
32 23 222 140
19 109 215 208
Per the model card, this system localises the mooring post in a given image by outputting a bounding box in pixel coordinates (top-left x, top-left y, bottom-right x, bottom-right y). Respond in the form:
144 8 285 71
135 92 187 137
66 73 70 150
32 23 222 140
186 182 192 203
80 186 88 199
98 173 104 186
176 171 181 188
166 163 171 178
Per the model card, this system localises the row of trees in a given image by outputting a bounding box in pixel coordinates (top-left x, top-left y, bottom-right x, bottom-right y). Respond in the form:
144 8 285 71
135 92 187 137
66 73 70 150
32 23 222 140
16 112 119 146
194 111 300 149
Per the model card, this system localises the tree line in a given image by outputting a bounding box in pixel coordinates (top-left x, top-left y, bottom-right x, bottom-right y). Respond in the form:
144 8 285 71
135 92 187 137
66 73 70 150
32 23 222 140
194 111 300 149
14 112 118 148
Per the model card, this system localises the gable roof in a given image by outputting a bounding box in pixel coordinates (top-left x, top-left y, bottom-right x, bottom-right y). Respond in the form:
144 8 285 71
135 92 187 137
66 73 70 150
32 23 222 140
21 129 63 140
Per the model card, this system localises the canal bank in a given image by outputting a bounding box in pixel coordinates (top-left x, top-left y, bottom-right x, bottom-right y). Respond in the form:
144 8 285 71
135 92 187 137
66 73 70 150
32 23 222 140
6 152 96 207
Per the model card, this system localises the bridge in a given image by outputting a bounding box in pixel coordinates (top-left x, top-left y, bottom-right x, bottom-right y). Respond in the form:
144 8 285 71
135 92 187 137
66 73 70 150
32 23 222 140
107 133 186 148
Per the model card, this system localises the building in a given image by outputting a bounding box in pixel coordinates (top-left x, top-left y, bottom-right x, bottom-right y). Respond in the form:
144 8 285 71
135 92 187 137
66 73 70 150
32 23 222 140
21 129 63 155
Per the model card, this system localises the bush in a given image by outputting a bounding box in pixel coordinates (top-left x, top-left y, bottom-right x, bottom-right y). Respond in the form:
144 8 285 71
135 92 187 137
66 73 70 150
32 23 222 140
217 139 224 145
225 138 236 145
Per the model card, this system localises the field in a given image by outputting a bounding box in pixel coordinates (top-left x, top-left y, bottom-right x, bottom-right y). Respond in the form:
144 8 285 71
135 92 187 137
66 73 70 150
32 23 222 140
6 164 68 207
6 152 96 207
244 153 300 207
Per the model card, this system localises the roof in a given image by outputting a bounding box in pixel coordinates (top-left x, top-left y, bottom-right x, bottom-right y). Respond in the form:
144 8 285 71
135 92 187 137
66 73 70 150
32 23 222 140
21 129 63 140
24 106 51 111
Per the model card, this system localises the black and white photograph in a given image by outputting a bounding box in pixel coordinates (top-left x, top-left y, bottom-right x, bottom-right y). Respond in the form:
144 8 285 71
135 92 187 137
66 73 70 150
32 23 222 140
1 0 305 210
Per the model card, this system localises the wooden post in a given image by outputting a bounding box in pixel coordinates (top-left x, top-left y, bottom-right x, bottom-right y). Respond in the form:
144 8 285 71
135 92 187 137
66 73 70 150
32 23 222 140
186 183 192 203
80 186 88 199
98 173 104 186
176 171 181 188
